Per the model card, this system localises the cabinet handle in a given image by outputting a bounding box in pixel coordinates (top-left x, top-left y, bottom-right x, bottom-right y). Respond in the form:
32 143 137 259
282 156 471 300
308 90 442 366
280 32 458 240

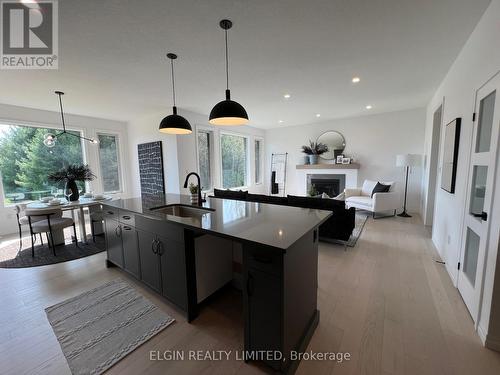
122 215 131 220
115 225 122 237
157 240 164 256
151 239 158 254
246 272 254 297
252 254 272 264
107 211 114 215
123 226 132 231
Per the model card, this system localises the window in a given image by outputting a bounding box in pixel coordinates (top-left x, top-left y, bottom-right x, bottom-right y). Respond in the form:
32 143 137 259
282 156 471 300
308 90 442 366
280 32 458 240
0 123 84 204
221 133 248 188
255 138 263 184
197 129 213 191
97 133 121 193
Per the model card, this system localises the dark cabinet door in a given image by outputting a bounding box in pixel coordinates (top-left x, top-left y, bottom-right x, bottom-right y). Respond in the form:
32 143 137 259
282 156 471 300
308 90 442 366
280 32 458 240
137 229 162 293
104 217 123 267
158 236 188 310
122 225 140 279
246 268 282 370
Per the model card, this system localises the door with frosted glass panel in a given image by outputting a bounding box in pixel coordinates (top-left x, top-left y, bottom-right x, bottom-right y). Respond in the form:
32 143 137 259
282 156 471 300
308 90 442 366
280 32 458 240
458 74 500 321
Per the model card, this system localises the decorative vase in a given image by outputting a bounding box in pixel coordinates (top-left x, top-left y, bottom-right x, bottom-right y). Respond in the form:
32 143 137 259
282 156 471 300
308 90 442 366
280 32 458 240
309 154 319 164
190 193 198 205
302 155 310 165
65 179 79 201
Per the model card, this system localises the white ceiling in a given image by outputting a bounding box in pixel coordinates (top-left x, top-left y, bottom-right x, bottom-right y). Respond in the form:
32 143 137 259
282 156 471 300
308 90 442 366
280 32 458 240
0 0 491 129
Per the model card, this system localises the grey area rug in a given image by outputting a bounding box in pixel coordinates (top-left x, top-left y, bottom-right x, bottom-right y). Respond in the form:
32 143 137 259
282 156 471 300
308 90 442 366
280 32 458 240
0 236 105 268
325 211 369 248
45 279 175 375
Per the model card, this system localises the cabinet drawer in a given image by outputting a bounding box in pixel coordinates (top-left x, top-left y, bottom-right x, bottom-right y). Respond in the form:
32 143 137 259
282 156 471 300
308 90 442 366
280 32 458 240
102 206 119 220
119 210 136 227
246 245 282 276
135 216 184 242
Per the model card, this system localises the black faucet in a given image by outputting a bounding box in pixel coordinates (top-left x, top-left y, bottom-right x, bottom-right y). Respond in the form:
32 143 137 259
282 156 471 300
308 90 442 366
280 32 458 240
183 172 205 206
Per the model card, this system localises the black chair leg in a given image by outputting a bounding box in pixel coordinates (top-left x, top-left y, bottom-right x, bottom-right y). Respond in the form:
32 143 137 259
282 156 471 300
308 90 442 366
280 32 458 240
30 233 35 257
17 224 23 251
49 230 56 256
91 220 96 243
73 223 79 247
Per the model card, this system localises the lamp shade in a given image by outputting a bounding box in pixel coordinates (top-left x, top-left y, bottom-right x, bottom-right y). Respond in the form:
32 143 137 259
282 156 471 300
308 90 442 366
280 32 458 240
159 106 192 134
396 154 421 167
209 89 249 126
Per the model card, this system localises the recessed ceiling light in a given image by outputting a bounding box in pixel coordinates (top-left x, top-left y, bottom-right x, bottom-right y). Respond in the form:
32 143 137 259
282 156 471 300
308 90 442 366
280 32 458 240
278 120 284 123
366 105 373 110
283 94 291 99
352 77 360 83
315 114 321 118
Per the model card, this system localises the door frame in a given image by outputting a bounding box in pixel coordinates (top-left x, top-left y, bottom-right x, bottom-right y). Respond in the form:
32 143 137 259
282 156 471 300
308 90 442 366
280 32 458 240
458 71 500 326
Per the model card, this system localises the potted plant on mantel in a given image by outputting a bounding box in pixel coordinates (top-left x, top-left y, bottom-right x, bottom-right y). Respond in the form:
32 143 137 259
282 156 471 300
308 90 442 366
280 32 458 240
48 164 95 201
301 140 328 164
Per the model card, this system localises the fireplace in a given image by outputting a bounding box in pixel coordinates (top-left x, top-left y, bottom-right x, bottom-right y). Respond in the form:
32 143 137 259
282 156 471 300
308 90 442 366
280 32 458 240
307 174 346 197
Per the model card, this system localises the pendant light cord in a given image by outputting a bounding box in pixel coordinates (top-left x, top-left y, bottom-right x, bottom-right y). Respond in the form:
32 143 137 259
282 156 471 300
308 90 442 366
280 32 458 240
170 58 176 106
225 28 229 90
57 92 67 133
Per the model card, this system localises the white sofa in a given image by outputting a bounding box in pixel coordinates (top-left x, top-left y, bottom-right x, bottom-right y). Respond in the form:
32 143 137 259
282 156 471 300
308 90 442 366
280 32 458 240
345 180 400 218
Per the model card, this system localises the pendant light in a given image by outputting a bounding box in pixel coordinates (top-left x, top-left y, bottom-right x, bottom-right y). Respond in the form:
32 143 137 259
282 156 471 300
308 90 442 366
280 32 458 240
44 91 98 148
209 19 249 126
159 53 192 134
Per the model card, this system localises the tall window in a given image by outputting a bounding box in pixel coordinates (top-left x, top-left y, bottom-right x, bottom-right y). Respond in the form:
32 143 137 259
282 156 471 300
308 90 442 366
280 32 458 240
0 123 84 204
255 138 263 184
197 129 212 191
221 133 248 188
97 133 121 193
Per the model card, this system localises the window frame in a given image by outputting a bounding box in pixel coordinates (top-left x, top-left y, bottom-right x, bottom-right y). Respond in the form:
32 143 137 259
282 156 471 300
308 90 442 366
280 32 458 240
254 137 264 185
95 131 124 194
219 130 250 190
0 118 88 207
195 126 215 193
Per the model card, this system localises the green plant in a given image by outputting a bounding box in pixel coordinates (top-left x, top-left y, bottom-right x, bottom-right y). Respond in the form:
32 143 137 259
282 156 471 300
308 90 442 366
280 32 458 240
308 186 318 197
48 164 95 183
188 182 199 194
302 140 329 155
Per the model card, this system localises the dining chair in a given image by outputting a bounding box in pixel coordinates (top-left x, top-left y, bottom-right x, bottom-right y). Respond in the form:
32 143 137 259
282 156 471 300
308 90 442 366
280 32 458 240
24 207 78 257
14 204 44 252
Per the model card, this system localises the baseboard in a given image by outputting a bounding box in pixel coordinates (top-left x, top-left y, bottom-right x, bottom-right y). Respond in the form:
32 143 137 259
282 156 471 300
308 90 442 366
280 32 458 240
485 333 500 352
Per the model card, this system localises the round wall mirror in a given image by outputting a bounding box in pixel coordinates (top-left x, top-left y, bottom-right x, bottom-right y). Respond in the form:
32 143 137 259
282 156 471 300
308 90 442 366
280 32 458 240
316 131 346 160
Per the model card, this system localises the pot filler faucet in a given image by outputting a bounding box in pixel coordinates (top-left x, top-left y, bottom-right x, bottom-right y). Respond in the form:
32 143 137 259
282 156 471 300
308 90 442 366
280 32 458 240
183 172 205 206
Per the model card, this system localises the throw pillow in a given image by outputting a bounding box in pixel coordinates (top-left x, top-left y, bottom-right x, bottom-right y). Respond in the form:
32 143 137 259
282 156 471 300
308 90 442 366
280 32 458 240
371 182 391 197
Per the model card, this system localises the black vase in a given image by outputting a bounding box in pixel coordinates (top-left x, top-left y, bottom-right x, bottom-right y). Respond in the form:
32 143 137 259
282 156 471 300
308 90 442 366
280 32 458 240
65 179 79 201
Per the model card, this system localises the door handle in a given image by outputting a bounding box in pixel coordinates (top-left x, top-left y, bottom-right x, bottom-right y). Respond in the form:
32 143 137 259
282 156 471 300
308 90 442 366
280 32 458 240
473 211 488 221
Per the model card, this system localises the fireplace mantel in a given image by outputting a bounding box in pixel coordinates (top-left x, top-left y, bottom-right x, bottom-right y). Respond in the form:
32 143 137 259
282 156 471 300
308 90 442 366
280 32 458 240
296 163 360 170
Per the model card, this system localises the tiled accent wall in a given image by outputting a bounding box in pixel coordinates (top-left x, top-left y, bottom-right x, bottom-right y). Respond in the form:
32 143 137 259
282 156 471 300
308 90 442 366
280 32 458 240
137 141 165 196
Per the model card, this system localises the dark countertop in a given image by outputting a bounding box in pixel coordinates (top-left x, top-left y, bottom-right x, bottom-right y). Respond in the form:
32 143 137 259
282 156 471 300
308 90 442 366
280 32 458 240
102 194 332 250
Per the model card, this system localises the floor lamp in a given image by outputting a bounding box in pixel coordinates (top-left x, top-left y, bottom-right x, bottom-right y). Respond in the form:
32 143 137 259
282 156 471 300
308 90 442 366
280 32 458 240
396 154 420 218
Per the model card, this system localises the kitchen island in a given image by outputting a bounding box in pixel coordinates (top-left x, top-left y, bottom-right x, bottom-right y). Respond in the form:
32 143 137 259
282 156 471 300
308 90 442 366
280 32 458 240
101 194 331 374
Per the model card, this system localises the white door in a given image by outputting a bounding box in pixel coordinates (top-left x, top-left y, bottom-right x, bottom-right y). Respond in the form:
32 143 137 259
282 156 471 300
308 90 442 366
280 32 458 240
458 74 500 321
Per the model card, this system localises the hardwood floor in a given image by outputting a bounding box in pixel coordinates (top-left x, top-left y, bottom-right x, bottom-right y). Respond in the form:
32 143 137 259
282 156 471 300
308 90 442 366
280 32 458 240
1 215 500 374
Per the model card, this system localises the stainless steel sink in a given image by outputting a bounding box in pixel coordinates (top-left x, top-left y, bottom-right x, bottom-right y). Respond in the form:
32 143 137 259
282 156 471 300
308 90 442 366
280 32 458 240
151 204 214 218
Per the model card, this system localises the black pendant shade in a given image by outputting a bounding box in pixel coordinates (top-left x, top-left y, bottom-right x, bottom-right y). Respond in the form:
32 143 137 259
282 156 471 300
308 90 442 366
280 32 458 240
159 53 192 135
209 19 249 126
159 106 192 135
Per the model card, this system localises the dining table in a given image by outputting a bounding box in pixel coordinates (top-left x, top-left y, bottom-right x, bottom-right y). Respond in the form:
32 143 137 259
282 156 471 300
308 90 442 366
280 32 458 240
26 196 111 244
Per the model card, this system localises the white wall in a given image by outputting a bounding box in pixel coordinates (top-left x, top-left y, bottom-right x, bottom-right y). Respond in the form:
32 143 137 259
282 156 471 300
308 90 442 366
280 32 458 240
265 108 426 213
127 108 266 197
0 103 129 236
421 0 500 347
